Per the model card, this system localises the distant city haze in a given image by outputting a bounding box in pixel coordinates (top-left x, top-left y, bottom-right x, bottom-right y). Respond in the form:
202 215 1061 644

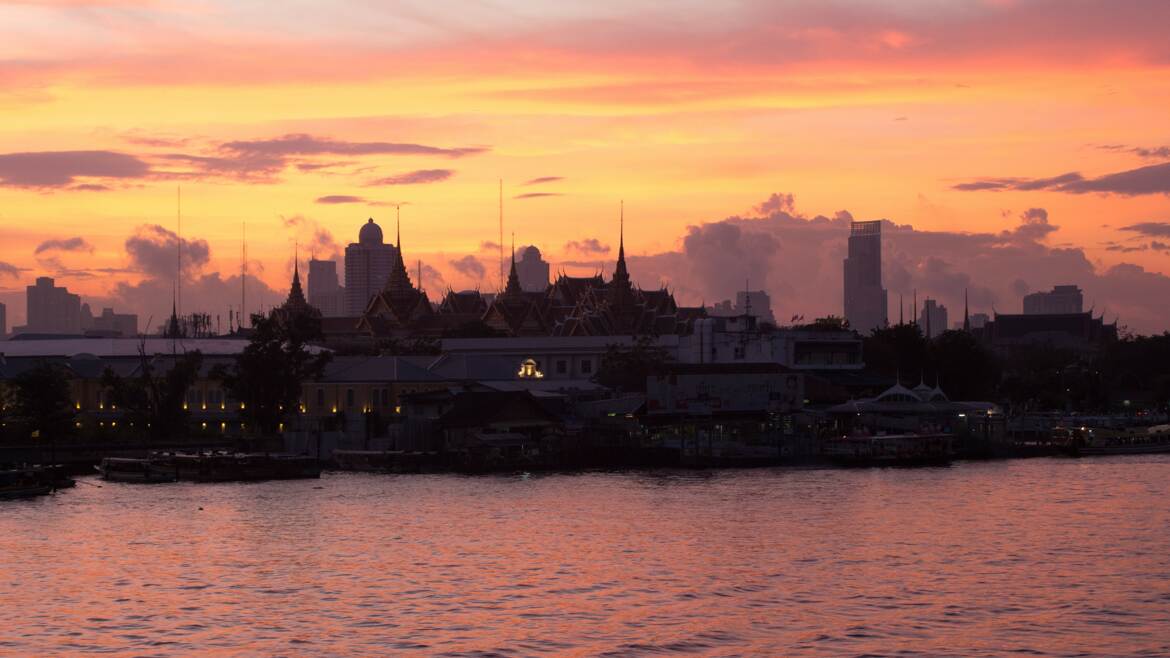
1 2 1169 332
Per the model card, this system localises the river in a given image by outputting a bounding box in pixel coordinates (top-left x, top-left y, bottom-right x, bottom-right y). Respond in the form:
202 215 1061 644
3 457 1169 657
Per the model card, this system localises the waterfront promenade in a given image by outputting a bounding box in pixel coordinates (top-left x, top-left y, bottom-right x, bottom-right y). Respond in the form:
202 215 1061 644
3 456 1169 656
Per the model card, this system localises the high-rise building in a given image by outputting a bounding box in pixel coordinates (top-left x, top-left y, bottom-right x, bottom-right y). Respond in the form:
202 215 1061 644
515 245 550 293
843 220 888 333
81 305 138 336
1023 285 1083 315
0 302 6 338
344 218 399 316
919 298 948 338
308 258 345 317
22 277 82 334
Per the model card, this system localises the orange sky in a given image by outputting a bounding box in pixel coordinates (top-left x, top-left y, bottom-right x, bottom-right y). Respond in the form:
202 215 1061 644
1 0 1168 329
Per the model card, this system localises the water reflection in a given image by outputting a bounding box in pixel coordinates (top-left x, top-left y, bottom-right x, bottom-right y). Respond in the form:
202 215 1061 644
3 458 1169 656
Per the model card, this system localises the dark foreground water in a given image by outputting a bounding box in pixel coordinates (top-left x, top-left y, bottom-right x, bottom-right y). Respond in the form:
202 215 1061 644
3 458 1170 657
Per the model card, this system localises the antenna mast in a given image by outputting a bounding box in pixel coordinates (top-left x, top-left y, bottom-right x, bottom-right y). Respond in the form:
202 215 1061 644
176 185 181 317
498 179 504 291
241 220 247 329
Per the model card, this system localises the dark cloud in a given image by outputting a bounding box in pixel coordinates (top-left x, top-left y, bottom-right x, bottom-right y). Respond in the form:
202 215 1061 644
449 255 486 280
523 176 563 185
316 195 366 204
366 169 453 186
479 241 501 252
953 162 1170 196
0 150 150 188
565 238 611 255
221 134 486 159
1120 222 1170 238
71 184 112 192
514 192 562 199
35 237 94 254
1097 144 1170 160
1151 241 1170 252
0 261 24 278
124 224 210 279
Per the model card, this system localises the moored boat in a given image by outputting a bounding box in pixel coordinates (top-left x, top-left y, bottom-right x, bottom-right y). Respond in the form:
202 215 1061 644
0 467 55 500
821 433 953 466
1060 424 1170 457
96 457 179 483
166 452 322 482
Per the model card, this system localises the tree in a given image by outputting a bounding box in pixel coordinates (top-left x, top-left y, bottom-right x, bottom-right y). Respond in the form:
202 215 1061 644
929 330 1000 401
215 312 331 437
862 323 931 383
9 361 75 442
594 336 671 393
102 346 203 441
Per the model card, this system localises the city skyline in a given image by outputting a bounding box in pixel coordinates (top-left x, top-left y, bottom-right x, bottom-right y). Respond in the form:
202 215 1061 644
2 1 1170 331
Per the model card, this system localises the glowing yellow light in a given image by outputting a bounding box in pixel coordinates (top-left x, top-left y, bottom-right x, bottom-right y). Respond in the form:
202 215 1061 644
183 402 188 410
201 421 207 429
394 405 402 414
518 358 544 379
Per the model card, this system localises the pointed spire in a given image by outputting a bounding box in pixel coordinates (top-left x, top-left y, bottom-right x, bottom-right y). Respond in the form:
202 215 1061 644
383 210 415 297
610 200 632 304
963 288 970 332
396 205 401 250
503 232 522 298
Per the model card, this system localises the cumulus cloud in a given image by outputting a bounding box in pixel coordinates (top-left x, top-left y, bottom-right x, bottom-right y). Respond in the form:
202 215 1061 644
1003 207 1058 242
366 169 453 186
623 193 1170 333
35 237 94 254
316 195 366 204
523 176 563 185
565 238 611 255
281 215 341 261
755 192 796 215
124 224 210 278
449 255 485 280
0 150 150 188
953 162 1170 196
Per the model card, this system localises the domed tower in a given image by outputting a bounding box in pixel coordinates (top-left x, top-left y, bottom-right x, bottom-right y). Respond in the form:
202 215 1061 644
345 216 400 315
358 217 383 246
515 244 550 292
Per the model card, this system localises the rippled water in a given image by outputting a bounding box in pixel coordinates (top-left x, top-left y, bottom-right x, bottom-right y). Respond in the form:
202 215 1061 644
3 457 1170 657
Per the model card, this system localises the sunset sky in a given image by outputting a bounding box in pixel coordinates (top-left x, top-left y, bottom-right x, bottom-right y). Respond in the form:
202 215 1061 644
1 0 1168 331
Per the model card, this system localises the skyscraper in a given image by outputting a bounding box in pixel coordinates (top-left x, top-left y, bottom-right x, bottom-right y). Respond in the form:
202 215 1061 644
344 218 399 316
23 277 82 334
515 245 550 292
308 258 345 317
843 220 888 333
0 302 6 338
919 298 948 338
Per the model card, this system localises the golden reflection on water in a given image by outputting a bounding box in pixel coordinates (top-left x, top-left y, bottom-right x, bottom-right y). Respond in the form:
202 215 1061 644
2 458 1170 656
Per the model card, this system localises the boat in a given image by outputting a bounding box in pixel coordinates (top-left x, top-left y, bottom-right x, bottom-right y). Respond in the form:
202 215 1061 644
821 432 953 466
165 452 322 482
95 457 179 483
0 467 55 500
1059 424 1170 457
